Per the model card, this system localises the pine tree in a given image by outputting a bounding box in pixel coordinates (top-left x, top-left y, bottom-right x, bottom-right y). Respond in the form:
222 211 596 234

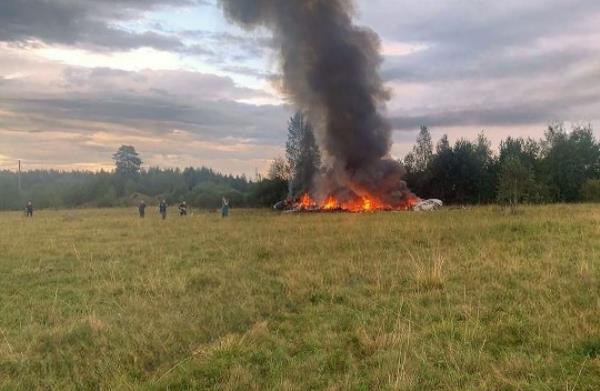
413 126 433 172
113 145 142 177
285 112 321 197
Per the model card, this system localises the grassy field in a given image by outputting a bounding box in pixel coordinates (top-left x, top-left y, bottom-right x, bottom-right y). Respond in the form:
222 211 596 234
0 205 599 390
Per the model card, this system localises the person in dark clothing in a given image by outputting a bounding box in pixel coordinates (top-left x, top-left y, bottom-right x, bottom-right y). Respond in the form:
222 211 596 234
159 200 167 220
179 201 187 216
138 200 146 218
25 201 33 217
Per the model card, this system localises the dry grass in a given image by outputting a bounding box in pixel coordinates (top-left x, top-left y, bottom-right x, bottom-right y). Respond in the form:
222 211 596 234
0 205 599 390
411 252 446 291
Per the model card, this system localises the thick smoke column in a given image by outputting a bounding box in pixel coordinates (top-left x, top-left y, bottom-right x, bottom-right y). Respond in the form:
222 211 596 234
219 0 412 206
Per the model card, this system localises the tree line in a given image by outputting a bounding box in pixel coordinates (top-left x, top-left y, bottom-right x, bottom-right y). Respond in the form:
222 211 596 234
268 116 600 206
0 165 264 210
402 123 600 205
2 117 599 211
0 143 288 210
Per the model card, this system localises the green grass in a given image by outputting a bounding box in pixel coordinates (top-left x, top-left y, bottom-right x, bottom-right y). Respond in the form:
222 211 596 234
0 205 599 390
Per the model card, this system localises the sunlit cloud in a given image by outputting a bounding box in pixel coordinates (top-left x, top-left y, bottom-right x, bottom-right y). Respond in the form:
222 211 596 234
381 41 429 57
34 45 188 72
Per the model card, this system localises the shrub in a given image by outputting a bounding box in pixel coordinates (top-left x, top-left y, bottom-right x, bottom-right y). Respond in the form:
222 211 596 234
581 179 600 202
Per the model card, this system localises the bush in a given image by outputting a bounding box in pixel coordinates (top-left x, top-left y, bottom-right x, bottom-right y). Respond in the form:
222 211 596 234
581 179 600 202
248 179 288 207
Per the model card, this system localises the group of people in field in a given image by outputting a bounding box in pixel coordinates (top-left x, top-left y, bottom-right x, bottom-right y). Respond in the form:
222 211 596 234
23 198 231 219
138 197 230 219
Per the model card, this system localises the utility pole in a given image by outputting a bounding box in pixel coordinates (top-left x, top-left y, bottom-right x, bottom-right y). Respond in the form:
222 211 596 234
17 159 22 194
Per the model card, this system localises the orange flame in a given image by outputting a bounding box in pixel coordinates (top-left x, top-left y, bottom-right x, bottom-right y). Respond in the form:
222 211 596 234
336 195 384 212
362 197 372 211
295 192 419 212
298 193 316 209
322 196 339 210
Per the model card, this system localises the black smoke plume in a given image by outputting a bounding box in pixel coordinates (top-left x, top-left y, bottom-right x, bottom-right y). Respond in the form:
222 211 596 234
218 0 413 206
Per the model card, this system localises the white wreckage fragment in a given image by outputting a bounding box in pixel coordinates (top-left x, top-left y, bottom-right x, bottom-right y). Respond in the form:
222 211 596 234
412 199 443 211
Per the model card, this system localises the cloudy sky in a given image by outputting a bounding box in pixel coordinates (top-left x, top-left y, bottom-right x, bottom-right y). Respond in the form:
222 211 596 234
1 0 599 175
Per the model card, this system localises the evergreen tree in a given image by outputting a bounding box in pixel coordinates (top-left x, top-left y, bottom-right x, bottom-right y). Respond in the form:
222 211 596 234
285 112 321 197
474 132 496 202
113 145 142 177
413 126 433 172
403 126 433 196
436 134 450 154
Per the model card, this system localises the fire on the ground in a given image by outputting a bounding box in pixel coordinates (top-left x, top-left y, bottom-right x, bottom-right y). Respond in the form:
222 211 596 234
274 194 442 213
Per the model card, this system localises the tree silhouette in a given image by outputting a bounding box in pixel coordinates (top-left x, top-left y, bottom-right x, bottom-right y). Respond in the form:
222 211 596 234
113 145 142 177
285 112 321 197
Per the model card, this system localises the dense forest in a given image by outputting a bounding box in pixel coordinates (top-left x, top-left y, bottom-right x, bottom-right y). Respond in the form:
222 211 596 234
0 166 287 210
403 122 600 205
1 117 599 211
0 144 289 210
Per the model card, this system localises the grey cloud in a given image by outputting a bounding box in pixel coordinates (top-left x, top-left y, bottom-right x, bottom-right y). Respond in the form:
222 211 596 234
180 30 271 48
352 0 600 131
390 90 600 131
0 0 204 52
0 92 289 174
369 0 600 83
0 56 290 144
219 65 276 80
360 0 600 50
382 45 598 83
0 0 269 69
59 67 267 101
1 95 289 142
180 30 273 63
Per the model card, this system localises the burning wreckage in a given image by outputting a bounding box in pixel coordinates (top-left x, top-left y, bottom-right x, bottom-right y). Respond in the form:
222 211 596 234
219 0 442 213
274 194 442 213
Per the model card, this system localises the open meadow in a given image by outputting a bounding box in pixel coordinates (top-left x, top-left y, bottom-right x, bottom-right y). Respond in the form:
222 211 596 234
0 205 599 390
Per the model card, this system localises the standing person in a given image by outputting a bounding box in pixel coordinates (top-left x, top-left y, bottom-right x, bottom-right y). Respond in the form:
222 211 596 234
25 201 33 217
138 200 146 218
159 200 167 220
179 201 187 216
221 196 229 218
